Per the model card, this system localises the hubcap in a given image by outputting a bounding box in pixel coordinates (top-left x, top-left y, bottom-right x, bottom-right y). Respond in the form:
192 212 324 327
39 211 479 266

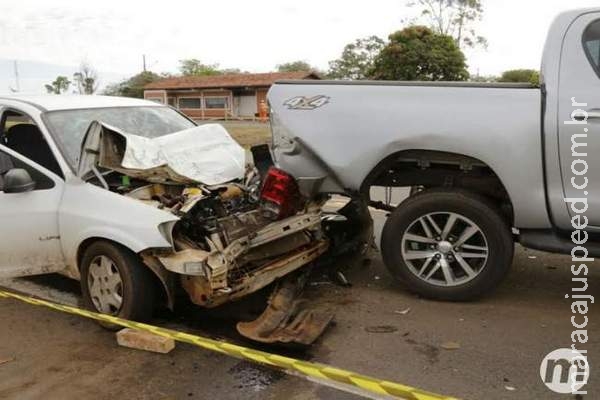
401 212 489 287
87 255 124 315
437 241 453 254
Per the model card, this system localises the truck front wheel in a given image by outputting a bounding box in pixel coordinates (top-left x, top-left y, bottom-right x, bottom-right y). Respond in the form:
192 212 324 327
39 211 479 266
381 188 514 301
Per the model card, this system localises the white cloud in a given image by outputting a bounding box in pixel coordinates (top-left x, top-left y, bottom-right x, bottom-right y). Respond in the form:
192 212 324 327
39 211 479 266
0 0 598 93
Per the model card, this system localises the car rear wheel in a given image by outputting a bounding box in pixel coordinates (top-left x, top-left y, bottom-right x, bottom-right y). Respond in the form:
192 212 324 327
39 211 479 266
80 241 156 329
381 188 514 301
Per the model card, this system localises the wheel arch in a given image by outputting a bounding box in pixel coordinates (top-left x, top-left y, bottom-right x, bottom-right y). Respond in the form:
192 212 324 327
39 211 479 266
380 187 515 300
76 237 175 310
360 149 515 225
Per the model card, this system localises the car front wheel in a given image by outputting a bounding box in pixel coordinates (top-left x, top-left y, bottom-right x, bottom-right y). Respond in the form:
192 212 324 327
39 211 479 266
80 241 156 329
381 188 514 301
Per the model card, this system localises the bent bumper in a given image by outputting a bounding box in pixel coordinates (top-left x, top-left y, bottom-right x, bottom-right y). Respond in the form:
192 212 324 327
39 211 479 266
146 211 327 307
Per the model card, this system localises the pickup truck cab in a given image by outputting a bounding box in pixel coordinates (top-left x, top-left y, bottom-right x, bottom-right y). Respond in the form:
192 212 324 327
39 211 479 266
268 8 600 300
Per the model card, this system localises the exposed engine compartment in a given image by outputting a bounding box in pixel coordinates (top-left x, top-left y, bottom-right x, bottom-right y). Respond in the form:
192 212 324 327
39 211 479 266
76 121 370 345
86 161 328 311
120 171 263 249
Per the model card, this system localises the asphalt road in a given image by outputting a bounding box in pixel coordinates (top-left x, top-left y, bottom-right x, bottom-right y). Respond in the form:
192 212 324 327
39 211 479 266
0 199 598 400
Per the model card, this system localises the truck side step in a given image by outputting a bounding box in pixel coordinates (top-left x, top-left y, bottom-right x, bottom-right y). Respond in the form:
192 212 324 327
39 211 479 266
520 229 600 257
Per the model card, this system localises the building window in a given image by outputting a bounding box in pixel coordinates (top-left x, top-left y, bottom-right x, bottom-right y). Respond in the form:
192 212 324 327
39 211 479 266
178 98 202 109
147 97 164 104
167 97 176 107
204 97 229 109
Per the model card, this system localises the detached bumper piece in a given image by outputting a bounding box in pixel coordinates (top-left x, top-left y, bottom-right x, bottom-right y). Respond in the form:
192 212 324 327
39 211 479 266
236 272 333 346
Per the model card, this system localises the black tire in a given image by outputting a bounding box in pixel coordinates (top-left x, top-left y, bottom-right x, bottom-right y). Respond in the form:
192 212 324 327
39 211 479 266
80 241 156 330
381 188 514 301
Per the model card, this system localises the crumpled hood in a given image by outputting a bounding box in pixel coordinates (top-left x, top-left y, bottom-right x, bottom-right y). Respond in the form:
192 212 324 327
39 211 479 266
78 122 246 185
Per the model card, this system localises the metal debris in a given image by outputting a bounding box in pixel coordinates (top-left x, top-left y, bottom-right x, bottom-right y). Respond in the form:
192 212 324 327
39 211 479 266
365 325 398 333
440 341 461 350
0 356 15 366
236 273 334 345
394 307 411 315
333 270 351 287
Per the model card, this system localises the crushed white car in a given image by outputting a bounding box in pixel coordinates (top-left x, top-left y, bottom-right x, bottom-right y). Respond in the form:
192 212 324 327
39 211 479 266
0 95 365 345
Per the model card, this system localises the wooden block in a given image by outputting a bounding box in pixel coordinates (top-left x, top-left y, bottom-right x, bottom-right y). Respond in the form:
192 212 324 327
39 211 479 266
116 328 175 354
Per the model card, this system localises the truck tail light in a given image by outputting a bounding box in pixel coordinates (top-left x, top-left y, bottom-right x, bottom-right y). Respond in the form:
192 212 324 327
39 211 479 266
260 167 301 219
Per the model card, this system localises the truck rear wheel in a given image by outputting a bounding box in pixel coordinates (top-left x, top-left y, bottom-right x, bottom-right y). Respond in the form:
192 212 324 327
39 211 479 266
381 188 513 301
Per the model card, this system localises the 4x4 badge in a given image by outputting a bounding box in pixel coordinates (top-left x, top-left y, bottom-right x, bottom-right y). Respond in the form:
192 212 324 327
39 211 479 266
283 95 330 110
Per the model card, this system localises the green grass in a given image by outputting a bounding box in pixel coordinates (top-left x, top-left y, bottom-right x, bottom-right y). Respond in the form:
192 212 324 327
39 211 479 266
198 121 271 148
5 119 271 150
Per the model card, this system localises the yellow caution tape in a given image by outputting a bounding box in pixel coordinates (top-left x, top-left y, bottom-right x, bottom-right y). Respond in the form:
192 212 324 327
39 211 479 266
0 289 458 400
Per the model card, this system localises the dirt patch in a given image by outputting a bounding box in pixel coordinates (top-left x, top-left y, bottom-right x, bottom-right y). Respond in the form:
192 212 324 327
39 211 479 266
198 121 271 148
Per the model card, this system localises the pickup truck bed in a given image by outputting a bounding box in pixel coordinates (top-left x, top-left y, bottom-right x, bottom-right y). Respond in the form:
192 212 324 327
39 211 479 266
269 80 549 229
267 7 600 300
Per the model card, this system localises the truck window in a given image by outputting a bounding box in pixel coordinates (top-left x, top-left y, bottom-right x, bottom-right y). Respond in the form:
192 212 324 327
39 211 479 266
583 19 600 77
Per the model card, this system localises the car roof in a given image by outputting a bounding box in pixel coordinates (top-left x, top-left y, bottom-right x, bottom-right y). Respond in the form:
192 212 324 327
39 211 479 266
0 95 160 112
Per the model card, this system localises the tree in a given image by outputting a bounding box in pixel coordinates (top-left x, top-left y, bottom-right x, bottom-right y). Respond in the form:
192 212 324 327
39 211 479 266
370 26 468 81
276 60 313 72
408 0 486 48
220 68 247 74
498 69 540 86
73 62 98 94
103 71 168 98
45 76 71 94
328 36 385 80
469 74 498 83
178 59 221 76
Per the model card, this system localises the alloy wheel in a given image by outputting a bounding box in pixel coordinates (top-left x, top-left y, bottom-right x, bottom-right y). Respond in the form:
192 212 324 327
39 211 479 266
401 212 489 287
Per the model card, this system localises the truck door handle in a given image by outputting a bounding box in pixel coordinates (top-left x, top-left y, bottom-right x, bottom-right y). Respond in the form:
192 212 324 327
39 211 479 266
574 109 600 121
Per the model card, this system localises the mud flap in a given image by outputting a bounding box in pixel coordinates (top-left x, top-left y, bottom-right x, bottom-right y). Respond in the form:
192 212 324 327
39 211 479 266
236 272 333 346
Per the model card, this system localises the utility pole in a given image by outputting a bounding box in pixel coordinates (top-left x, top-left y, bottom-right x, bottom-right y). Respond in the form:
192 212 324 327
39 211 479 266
143 55 147 72
13 60 20 92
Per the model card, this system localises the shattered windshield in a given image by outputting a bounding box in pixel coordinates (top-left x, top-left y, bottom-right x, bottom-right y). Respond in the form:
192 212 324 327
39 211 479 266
44 106 196 167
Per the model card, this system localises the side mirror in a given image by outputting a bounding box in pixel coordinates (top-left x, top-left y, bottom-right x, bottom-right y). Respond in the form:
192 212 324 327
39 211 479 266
3 168 36 193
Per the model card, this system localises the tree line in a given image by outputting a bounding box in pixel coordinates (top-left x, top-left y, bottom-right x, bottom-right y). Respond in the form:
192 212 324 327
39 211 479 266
45 0 539 96
45 62 99 94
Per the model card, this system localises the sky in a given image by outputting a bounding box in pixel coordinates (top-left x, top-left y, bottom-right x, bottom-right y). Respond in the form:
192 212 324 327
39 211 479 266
0 0 598 94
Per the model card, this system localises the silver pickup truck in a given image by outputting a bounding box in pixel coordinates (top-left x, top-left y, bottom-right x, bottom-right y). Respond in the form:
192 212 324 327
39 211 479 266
267 8 600 300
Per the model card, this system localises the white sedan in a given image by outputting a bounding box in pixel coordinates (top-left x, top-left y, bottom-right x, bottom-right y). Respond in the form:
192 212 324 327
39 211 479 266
0 95 331 344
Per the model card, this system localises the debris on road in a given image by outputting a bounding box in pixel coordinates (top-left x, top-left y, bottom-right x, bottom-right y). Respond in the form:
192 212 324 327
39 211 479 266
365 325 398 333
505 386 516 391
333 271 351 287
0 356 14 366
236 273 334 345
440 341 461 350
394 307 411 315
116 328 175 354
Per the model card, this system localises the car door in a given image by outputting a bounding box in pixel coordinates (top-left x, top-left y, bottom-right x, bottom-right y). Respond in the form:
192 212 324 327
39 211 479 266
0 145 65 278
558 12 600 227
